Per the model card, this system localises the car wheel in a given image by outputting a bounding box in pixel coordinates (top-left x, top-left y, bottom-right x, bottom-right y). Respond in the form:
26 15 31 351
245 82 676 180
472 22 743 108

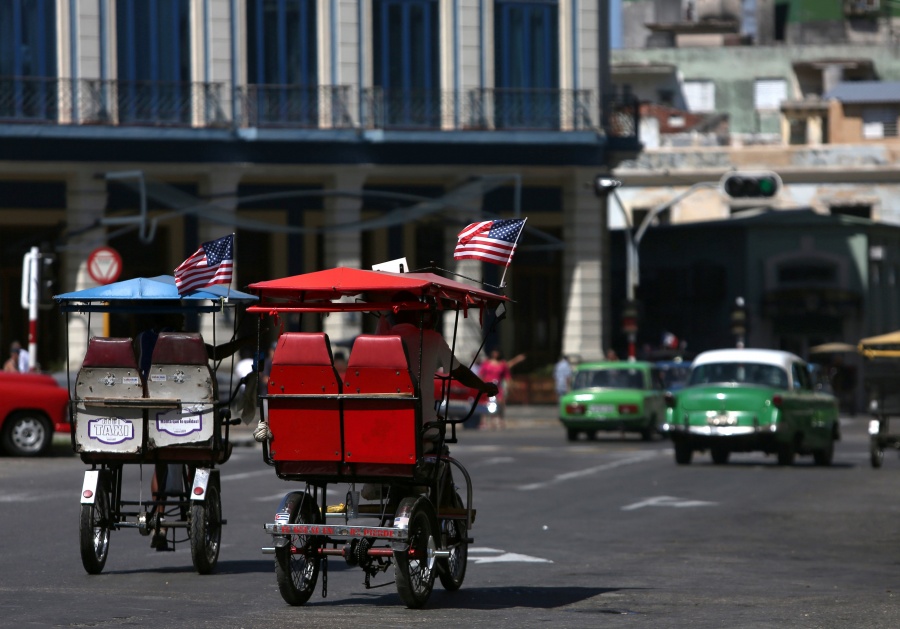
674 440 693 465
870 439 883 469
566 428 579 442
710 446 730 465
1 411 53 456
777 438 796 466
813 437 834 467
640 423 655 442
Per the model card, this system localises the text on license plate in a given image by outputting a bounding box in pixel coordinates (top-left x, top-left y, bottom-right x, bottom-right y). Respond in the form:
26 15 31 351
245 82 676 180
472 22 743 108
589 404 615 414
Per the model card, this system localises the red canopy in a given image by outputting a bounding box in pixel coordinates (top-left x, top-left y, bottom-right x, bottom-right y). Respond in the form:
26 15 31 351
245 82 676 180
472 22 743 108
247 267 509 315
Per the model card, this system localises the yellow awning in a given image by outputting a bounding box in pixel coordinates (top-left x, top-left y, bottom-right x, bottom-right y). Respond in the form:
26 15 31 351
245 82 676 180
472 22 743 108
858 331 900 358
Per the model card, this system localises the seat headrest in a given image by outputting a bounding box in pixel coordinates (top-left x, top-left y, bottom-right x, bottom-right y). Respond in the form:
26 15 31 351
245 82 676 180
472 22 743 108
347 335 410 370
151 332 208 365
272 332 334 367
82 337 138 369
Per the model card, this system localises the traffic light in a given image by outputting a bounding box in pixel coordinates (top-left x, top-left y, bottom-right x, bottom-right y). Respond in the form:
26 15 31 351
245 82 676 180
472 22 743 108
720 171 781 199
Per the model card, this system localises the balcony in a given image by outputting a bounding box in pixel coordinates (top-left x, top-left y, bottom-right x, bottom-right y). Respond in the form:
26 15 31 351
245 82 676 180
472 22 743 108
0 76 227 127
0 76 638 140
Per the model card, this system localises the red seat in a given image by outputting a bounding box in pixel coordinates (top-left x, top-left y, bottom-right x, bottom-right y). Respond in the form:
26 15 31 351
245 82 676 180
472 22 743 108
343 335 418 469
267 333 342 466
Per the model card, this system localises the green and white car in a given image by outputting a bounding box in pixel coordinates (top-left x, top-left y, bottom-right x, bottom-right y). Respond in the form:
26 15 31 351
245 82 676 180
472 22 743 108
662 348 839 466
559 361 664 441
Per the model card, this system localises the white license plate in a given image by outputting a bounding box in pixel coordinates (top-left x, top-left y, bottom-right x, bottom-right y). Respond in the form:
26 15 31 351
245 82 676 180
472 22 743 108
589 404 615 414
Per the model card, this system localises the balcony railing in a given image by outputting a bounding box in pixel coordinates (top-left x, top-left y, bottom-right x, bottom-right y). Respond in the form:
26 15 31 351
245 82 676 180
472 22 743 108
0 76 639 140
240 84 354 129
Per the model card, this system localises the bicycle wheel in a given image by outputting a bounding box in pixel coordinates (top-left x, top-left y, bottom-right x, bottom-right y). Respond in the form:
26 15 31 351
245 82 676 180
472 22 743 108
190 481 222 574
274 493 322 606
79 478 111 575
437 492 468 591
394 496 437 608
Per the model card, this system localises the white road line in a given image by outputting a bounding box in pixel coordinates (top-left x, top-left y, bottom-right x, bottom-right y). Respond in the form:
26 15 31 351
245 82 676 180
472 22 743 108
517 452 658 491
219 469 273 481
621 495 717 511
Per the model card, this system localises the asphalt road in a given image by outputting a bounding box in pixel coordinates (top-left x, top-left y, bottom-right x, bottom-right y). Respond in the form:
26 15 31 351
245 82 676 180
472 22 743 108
1 414 899 628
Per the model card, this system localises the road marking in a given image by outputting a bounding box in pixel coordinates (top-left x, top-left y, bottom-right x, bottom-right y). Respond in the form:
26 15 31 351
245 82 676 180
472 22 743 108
621 495 717 511
479 456 515 466
517 452 658 491
219 469 272 481
469 547 552 564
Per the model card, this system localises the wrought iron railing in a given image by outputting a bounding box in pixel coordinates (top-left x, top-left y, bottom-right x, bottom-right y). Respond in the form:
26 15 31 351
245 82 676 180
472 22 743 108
240 84 355 129
0 76 639 141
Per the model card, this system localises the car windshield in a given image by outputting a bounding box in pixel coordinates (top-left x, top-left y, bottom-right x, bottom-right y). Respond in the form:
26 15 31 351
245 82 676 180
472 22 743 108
658 366 691 390
689 362 788 388
573 368 645 390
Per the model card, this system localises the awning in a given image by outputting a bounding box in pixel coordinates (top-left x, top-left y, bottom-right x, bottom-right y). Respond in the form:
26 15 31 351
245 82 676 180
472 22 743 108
809 342 857 354
54 275 257 313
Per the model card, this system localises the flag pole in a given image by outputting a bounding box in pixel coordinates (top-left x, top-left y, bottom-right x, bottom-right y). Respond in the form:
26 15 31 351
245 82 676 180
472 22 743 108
498 218 527 288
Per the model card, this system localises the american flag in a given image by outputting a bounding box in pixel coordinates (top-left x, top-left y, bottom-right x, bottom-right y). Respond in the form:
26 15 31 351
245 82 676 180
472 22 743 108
453 218 527 267
174 234 234 295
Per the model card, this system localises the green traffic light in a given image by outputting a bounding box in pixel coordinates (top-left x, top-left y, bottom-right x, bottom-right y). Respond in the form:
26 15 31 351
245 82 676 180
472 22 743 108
757 177 776 196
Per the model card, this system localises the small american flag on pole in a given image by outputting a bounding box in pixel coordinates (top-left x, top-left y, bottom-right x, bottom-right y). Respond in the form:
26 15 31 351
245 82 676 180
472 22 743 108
174 234 234 295
453 218 527 267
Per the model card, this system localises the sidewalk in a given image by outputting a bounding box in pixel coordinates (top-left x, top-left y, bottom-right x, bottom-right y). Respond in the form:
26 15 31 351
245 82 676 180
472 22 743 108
230 403 560 447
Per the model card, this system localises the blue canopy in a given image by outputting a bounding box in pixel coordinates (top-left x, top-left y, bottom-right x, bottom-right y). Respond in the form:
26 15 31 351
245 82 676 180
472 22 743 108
54 275 257 313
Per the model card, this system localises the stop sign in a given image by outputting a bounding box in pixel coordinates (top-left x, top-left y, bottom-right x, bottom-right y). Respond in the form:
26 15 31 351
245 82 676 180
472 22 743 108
87 246 123 285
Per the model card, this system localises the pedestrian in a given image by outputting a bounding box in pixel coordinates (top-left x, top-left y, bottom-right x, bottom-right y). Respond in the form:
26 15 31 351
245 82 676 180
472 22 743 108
11 340 30 372
477 349 525 430
553 354 573 400
4 344 19 372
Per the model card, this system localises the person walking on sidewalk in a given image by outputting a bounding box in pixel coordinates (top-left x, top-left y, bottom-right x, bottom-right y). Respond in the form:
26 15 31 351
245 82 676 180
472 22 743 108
477 349 525 430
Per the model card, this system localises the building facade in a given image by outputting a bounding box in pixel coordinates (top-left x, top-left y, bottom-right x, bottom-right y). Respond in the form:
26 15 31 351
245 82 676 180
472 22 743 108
0 0 639 371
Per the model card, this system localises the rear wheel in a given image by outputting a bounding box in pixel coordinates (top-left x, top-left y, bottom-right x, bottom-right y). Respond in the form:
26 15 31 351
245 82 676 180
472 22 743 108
438 492 468 591
394 497 437 608
870 438 884 468
777 438 796 466
674 440 693 465
711 446 730 465
275 493 321 606
813 437 835 467
190 482 222 574
566 428 579 442
79 478 111 575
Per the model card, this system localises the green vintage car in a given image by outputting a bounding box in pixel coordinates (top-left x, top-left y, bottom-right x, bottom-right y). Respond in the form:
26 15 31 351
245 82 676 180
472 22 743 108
559 361 664 441
661 348 839 466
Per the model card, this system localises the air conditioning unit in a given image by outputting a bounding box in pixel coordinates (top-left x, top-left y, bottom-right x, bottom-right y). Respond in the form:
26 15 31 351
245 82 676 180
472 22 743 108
844 0 880 15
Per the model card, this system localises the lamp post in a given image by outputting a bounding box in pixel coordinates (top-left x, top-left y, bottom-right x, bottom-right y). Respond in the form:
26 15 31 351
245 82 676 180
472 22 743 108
595 177 721 360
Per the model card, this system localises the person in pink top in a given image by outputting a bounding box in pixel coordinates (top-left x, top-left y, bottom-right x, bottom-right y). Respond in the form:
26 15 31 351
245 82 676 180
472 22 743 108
477 348 525 430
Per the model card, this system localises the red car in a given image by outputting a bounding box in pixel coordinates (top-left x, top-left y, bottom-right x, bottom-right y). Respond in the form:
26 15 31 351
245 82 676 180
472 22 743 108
0 372 70 456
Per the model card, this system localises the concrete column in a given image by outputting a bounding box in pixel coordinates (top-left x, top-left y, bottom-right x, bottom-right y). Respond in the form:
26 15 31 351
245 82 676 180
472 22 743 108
64 171 109 364
445 202 485 368
561 169 605 362
322 170 366 345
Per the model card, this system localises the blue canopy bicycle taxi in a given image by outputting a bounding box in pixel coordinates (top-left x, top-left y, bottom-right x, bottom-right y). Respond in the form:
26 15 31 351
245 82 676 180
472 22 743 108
55 275 257 574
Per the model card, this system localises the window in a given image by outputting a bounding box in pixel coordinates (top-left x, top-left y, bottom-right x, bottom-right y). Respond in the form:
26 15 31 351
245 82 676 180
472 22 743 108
0 0 57 120
683 80 715 113
115 0 191 124
494 0 560 129
246 0 318 126
830 204 871 220
373 0 440 128
754 79 788 111
862 107 898 139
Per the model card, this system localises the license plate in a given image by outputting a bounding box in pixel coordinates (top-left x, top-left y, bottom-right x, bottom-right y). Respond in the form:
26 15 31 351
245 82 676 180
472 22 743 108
589 404 615 414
